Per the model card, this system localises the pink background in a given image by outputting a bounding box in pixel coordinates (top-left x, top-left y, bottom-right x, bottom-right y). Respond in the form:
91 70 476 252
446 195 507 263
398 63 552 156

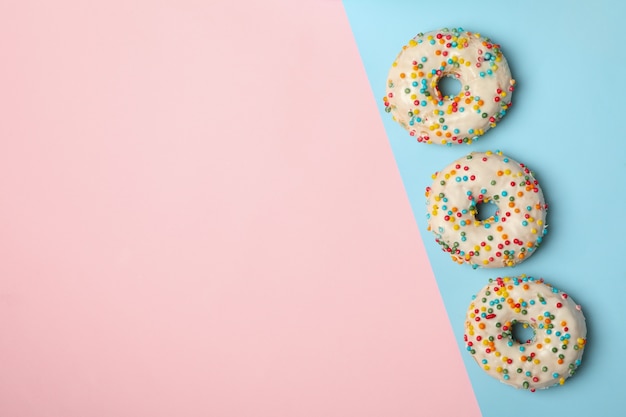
0 1 480 415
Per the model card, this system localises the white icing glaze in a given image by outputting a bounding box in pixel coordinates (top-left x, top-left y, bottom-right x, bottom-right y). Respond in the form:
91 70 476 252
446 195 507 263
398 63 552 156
425 151 548 268
465 276 587 390
384 27 514 145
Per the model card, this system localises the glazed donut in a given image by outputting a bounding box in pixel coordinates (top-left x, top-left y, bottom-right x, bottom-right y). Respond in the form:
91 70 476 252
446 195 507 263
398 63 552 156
383 27 515 145
465 276 587 391
425 151 547 268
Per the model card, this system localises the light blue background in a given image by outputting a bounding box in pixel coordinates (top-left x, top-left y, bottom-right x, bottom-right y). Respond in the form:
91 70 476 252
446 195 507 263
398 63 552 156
343 0 626 415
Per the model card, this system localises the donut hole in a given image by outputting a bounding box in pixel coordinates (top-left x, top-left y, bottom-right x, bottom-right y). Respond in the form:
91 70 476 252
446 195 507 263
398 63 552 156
474 200 498 221
511 321 535 344
437 75 461 99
